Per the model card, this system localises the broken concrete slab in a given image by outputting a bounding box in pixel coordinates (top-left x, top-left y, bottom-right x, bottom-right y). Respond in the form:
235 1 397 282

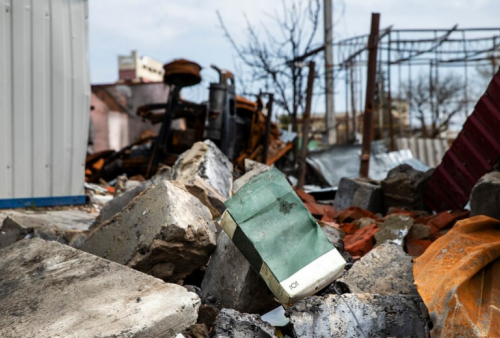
375 214 414 247
470 171 500 220
172 140 233 198
353 217 376 228
184 176 226 219
0 209 96 232
334 177 384 214
233 163 271 193
212 309 277 338
381 164 432 212
0 239 200 338
244 159 269 173
289 293 430 338
95 181 152 225
0 214 88 250
338 242 418 295
82 180 217 283
201 231 277 314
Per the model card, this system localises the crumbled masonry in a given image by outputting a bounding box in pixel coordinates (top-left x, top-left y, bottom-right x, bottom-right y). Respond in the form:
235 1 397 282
335 177 383 214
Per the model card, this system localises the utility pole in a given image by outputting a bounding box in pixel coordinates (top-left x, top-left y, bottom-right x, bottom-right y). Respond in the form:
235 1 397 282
324 0 336 146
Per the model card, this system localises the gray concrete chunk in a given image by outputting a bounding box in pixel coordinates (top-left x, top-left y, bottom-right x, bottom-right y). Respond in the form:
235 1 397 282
201 232 277 314
213 309 276 338
172 140 233 198
334 177 383 213
0 215 87 249
470 171 500 220
0 239 200 338
381 164 432 212
338 242 418 295
289 293 430 338
374 214 413 247
81 180 216 283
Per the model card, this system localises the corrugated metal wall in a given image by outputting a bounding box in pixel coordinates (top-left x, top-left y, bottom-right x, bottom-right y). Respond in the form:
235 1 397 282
396 137 449 168
0 0 90 200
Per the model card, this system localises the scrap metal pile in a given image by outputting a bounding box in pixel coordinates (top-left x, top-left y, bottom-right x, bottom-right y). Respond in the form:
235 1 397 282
4 136 500 337
85 59 293 184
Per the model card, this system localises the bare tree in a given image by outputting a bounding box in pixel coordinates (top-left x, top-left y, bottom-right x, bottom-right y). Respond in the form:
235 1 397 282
217 0 321 134
404 73 467 138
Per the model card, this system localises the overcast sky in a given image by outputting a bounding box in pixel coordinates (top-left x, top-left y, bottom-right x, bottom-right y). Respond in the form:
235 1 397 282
89 0 500 113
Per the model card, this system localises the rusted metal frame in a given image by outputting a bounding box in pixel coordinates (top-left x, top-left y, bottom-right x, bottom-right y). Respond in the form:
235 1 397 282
297 61 316 189
262 94 274 164
338 26 392 68
390 25 457 64
360 13 381 178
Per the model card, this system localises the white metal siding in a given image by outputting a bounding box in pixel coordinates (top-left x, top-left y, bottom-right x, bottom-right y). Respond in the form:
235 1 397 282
0 0 90 199
396 137 449 168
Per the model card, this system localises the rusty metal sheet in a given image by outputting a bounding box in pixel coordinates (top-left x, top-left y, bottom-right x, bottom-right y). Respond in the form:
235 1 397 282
425 68 500 211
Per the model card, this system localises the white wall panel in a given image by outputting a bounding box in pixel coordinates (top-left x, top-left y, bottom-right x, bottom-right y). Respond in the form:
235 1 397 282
0 0 89 200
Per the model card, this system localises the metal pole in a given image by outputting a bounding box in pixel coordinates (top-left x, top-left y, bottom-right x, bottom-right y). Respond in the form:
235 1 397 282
324 0 336 145
262 94 274 164
387 30 396 151
345 68 349 143
359 13 380 178
350 62 357 141
298 62 316 189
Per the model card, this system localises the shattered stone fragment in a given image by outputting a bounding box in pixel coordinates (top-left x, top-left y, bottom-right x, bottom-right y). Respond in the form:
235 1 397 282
172 140 233 198
334 177 384 214
94 180 152 225
381 164 432 211
82 180 216 283
374 214 414 247
289 293 430 338
184 175 227 219
201 231 277 314
0 215 86 249
244 158 269 173
407 223 431 240
0 239 200 338
338 242 418 295
470 172 500 220
212 309 277 338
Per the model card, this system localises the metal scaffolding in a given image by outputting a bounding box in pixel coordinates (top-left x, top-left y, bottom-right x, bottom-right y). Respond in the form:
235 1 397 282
333 26 500 146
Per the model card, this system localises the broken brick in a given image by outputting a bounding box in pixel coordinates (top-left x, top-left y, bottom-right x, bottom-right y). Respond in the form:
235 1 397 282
343 223 379 257
339 223 359 235
295 188 316 204
337 207 376 223
406 239 432 257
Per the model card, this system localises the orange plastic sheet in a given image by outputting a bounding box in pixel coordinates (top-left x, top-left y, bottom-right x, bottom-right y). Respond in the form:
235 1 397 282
414 216 500 337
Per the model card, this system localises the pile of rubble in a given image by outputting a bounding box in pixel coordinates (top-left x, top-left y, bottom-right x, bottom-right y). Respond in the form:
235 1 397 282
0 139 498 337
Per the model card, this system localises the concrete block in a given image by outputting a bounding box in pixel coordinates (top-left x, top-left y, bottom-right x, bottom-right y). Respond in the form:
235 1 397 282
81 180 217 283
381 164 432 211
184 176 226 219
0 239 200 338
172 140 233 198
212 309 276 338
470 171 500 220
94 181 152 225
201 232 277 315
289 293 430 338
0 215 87 249
334 177 383 214
338 242 418 295
233 164 271 193
374 214 413 247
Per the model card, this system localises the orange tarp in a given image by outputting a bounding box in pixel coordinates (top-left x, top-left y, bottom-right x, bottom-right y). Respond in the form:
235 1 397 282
413 216 500 337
